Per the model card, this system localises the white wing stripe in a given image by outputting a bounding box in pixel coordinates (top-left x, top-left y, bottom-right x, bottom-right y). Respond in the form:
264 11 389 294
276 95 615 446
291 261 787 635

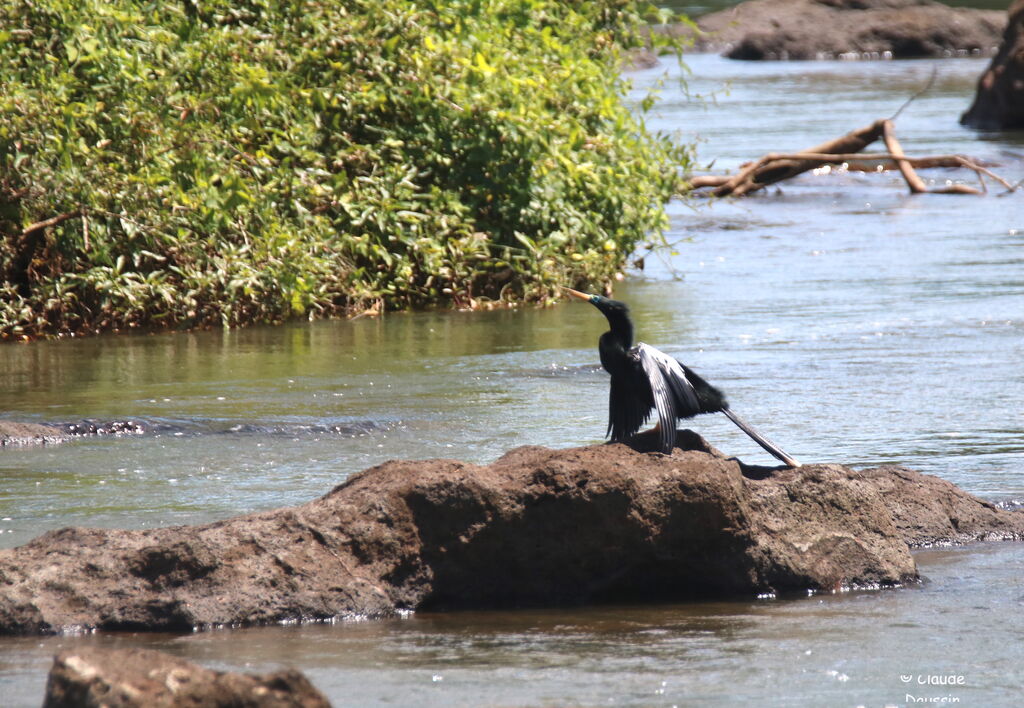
637 343 699 412
634 343 678 453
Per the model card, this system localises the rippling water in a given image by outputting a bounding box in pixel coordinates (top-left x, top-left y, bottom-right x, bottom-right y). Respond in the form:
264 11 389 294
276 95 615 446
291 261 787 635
2 51 1023 706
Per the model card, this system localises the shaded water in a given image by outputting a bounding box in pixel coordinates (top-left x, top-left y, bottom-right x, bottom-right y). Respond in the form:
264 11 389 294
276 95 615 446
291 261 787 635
2 52 1024 705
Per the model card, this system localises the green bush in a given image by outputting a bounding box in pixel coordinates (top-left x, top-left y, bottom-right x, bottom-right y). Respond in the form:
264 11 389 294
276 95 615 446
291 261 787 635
0 0 688 338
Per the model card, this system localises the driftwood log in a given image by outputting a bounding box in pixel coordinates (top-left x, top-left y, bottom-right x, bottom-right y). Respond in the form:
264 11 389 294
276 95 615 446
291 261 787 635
689 119 1016 197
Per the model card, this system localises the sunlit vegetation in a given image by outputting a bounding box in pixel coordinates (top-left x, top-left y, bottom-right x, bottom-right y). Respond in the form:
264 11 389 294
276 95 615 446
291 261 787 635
1 0 688 338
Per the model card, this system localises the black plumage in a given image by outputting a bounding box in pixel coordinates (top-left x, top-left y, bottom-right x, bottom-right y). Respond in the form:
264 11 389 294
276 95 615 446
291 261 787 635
566 288 800 467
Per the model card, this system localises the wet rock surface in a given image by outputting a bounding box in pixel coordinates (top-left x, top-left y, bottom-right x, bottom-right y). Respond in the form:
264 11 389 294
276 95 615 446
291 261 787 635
42 646 330 708
1 432 1022 635
674 0 1004 60
58 420 147 438
961 0 1024 129
0 420 145 447
0 421 69 447
0 418 387 448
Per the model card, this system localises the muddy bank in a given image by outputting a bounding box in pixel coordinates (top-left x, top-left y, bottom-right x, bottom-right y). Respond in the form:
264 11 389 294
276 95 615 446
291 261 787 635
1 432 1021 635
663 0 1004 60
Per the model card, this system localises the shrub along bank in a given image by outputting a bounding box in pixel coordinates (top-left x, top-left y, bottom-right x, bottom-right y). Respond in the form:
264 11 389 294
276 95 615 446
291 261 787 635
0 0 688 338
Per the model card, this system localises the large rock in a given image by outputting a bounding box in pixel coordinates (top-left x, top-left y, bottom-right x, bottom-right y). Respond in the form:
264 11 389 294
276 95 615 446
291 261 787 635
681 0 1004 60
43 646 330 707
961 0 1024 129
1 432 1022 635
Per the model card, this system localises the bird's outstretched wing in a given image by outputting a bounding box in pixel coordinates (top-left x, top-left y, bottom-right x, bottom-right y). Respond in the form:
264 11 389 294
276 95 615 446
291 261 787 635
626 343 801 466
639 344 701 416
607 368 652 443
634 347 674 454
629 343 702 453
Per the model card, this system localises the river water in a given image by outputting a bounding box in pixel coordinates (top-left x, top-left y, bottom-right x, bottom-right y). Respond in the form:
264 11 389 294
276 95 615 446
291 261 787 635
2 46 1024 708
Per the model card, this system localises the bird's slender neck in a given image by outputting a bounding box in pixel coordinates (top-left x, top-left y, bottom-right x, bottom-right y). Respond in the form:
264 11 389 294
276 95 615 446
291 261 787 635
602 310 634 349
598 317 633 375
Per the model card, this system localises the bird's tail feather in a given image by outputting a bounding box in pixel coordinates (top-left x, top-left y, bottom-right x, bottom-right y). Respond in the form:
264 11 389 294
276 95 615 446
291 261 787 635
722 408 801 467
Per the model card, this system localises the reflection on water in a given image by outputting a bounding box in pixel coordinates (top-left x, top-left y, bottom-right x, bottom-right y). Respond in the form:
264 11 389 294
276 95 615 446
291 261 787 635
2 52 1024 705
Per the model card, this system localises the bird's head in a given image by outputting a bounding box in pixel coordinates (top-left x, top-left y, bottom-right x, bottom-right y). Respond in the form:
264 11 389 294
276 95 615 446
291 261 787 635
563 287 627 314
563 287 633 343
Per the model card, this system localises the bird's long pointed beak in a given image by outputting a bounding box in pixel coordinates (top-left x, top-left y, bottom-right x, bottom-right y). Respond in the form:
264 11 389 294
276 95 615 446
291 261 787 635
562 287 592 302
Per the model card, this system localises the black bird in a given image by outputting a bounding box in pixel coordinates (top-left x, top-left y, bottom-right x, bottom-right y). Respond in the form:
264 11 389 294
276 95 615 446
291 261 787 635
565 288 800 467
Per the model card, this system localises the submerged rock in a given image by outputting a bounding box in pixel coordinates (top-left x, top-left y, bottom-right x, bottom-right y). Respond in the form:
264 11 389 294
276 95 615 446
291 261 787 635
1 433 1022 635
42 646 330 708
0 420 145 448
0 421 68 447
58 420 146 437
0 418 387 449
961 0 1024 129
678 0 1004 60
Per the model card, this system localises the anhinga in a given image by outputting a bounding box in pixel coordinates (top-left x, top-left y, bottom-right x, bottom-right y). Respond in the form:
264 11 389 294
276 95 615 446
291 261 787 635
565 288 800 467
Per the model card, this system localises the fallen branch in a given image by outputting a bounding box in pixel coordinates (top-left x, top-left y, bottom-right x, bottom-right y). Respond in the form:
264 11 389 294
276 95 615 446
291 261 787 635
890 67 938 122
687 175 732 189
842 156 993 172
707 119 887 197
20 210 83 237
688 118 1015 197
880 120 984 195
881 119 928 193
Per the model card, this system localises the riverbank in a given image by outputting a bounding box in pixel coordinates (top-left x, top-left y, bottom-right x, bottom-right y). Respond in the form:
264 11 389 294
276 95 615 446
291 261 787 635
0 0 685 341
680 0 1005 60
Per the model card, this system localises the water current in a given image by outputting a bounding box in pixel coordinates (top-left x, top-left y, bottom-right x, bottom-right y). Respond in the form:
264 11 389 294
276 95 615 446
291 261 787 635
2 36 1024 708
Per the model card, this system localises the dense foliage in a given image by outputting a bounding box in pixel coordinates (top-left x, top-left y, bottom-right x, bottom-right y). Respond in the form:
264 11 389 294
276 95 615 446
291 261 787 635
1 0 688 338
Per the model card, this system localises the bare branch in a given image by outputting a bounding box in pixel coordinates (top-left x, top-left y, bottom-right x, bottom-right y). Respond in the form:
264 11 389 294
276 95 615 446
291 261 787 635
686 118 1016 198
881 119 927 193
21 210 83 237
889 66 938 122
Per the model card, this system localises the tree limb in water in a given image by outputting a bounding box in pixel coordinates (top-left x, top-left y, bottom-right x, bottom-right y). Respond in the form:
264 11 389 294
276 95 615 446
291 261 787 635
687 119 1015 197
701 119 886 197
